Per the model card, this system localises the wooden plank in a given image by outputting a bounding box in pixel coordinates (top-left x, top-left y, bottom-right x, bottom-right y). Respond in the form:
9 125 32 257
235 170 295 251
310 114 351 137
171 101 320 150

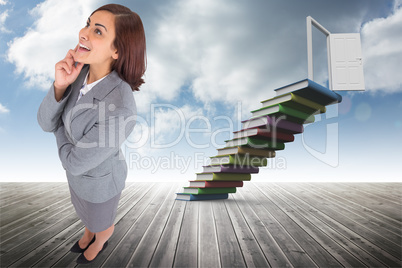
0 183 64 207
338 182 402 210
248 183 342 268
124 183 180 267
148 198 186 267
87 183 171 268
258 183 367 267
11 182 143 267
212 199 246 267
1 182 401 268
34 182 153 268
0 185 70 226
0 182 38 193
232 189 292 268
357 183 402 199
1 183 137 251
304 182 402 258
0 211 81 267
238 184 317 267
313 183 402 221
198 201 221 268
4 183 142 267
269 183 388 267
0 195 71 241
11 216 84 267
0 200 74 251
223 197 270 267
342 183 402 203
0 182 20 191
305 183 402 245
173 201 198 268
294 183 402 257
275 183 401 267
307 183 401 231
0 182 66 211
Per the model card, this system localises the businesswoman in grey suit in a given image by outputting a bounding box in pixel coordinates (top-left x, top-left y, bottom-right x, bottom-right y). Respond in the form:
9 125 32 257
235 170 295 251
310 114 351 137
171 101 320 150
37 4 146 264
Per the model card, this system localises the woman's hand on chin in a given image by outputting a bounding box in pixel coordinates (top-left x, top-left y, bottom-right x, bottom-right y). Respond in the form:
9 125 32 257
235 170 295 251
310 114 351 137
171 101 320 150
54 45 84 94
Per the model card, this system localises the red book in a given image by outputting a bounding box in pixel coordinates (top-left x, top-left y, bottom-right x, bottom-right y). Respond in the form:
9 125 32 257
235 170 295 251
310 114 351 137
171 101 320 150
188 181 244 188
233 127 294 143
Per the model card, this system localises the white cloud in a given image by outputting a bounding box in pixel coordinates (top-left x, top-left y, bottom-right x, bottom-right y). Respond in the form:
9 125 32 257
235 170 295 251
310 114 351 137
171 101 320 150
0 0 7 5
155 104 202 132
361 3 402 93
0 9 10 33
395 0 402 10
6 0 100 90
140 0 284 112
140 0 392 112
148 104 205 149
7 0 400 104
0 103 10 114
126 103 204 152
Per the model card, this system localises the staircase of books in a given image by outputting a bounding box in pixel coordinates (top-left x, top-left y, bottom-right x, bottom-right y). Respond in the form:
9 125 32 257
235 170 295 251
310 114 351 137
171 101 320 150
176 79 342 201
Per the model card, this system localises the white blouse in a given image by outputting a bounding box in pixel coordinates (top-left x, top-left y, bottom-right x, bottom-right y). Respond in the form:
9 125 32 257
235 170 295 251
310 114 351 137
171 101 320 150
77 72 108 102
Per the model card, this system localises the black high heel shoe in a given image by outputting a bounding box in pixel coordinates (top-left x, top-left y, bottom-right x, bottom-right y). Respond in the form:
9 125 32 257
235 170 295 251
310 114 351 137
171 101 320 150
76 241 109 264
70 236 96 253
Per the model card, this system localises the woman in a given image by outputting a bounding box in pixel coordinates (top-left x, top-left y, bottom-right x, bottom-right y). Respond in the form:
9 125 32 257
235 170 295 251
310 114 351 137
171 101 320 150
37 4 146 264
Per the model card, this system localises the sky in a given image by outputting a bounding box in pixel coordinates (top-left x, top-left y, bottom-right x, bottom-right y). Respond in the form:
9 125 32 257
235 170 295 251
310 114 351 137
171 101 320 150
0 0 401 183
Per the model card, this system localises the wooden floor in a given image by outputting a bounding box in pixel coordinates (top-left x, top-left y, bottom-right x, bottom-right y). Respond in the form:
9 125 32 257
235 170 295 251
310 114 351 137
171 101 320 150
0 182 401 268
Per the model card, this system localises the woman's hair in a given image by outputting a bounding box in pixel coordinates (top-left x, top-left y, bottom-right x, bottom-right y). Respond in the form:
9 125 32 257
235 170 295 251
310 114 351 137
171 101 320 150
92 4 146 91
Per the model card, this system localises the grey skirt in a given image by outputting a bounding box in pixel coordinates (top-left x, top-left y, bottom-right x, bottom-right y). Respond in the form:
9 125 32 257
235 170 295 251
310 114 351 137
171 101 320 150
69 185 121 233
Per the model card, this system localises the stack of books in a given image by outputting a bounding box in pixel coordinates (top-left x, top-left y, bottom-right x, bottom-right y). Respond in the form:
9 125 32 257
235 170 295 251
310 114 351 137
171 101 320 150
176 79 342 201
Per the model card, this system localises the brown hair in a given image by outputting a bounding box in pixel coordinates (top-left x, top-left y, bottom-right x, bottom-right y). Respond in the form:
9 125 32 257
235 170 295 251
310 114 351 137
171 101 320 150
92 4 146 91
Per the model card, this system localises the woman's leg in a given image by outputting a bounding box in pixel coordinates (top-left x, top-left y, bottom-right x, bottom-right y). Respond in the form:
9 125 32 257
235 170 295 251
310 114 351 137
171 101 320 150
83 224 114 261
78 227 95 249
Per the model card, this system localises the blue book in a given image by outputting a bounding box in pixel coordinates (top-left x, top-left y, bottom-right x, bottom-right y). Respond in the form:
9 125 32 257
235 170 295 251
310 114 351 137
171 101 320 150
274 79 342 106
175 193 229 201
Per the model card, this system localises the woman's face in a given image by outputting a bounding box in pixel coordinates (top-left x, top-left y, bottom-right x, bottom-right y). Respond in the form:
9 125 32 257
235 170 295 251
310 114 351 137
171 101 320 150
75 10 118 68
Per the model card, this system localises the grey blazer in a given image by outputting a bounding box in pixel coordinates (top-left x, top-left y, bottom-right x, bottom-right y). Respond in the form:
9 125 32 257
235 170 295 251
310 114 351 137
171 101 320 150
38 65 136 203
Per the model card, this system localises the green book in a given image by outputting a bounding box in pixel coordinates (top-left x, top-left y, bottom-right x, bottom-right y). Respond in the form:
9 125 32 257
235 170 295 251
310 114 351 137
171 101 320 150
251 104 315 124
210 154 267 167
182 187 237 194
261 93 326 114
196 173 251 181
175 193 228 201
225 136 285 150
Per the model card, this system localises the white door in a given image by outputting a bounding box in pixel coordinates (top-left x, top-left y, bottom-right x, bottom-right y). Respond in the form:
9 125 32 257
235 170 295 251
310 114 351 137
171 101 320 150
329 33 365 91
